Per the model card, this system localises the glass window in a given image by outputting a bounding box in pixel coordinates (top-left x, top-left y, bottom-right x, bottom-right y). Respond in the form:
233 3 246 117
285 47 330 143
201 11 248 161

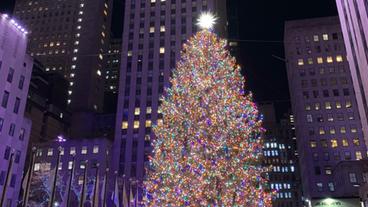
34 163 41 172
93 145 99 154
81 146 87 154
353 138 360 146
122 121 128 129
322 34 329 40
316 182 323 192
68 161 73 170
297 59 304 66
7 68 14 83
310 140 317 148
356 151 362 160
2 91 9 108
349 173 357 183
134 121 140 128
342 139 349 147
13 97 20 114
331 139 338 148
9 123 15 136
47 148 53 156
70 147 76 155
328 182 335 192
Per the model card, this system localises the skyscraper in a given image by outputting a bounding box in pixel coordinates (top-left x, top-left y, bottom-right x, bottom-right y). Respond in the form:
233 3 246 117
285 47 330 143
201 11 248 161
113 0 227 185
285 17 367 205
336 0 368 147
13 0 113 136
0 13 32 207
259 103 302 207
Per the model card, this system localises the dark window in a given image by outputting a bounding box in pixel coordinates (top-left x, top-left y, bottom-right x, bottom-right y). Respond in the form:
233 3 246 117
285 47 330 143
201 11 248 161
0 171 5 185
2 91 9 108
9 123 15 137
14 151 21 163
315 166 321 175
343 88 350 96
10 174 16 187
333 89 339 97
4 146 11 160
7 68 14 83
13 98 20 114
19 128 25 141
0 118 3 132
18 76 25 89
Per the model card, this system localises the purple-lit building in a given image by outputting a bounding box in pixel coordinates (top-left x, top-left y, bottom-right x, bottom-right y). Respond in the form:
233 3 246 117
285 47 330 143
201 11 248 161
0 14 32 207
284 17 367 205
112 0 227 187
336 0 368 149
31 137 112 206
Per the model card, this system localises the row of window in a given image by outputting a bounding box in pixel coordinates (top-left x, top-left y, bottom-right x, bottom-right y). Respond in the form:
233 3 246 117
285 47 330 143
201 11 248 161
301 77 349 88
295 33 339 43
312 150 363 162
0 118 25 140
312 126 358 136
299 66 346 76
297 55 344 66
310 138 360 148
305 101 352 111
306 113 355 123
37 145 100 157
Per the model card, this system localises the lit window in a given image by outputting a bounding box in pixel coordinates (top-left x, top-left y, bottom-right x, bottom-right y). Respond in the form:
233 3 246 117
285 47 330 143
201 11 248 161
97 70 102 76
313 35 319 42
58 162 63 170
34 163 41 172
325 166 332 175
122 121 128 129
80 162 86 169
325 102 332 110
336 55 343 62
315 103 320 110
319 127 325 135
134 121 140 129
307 114 313 123
160 26 165 32
93 146 99 154
68 161 73 170
127 51 132 56
147 107 152 114
342 139 349 147
60 148 64 155
317 57 323 64
351 127 357 133
336 102 342 109
353 138 360 146
297 59 304 66
307 58 313 65
78 18 82 22
310 140 317 148
329 127 336 134
151 0 156 2
150 27 155 33
346 101 352 108
356 151 363 160
81 146 87 154
340 127 346 134
70 147 76 155
146 120 152 127
47 148 53 156
160 47 165 54
322 34 329 41
327 56 333 63
331 139 338 148
135 108 140 115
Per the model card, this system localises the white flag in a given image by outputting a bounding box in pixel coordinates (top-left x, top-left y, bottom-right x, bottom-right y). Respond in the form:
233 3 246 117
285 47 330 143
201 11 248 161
21 167 30 202
93 174 100 207
111 177 120 207
60 175 71 207
100 176 107 207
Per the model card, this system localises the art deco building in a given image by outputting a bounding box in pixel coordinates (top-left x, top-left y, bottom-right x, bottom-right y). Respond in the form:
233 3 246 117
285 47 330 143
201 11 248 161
13 0 114 137
0 13 32 207
285 17 367 205
112 0 227 191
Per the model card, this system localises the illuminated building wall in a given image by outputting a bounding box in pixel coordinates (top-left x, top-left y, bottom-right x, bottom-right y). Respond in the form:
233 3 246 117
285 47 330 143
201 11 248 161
0 14 32 207
112 0 227 196
284 16 367 200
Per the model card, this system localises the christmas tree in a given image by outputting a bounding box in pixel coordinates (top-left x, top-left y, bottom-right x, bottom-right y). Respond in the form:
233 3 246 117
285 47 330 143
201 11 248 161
144 13 272 206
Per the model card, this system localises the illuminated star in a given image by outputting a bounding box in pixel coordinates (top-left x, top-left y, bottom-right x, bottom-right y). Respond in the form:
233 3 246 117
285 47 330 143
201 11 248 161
197 12 217 30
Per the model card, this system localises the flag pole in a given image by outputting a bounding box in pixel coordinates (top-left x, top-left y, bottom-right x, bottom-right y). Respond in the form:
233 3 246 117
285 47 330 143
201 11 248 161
66 153 76 207
23 147 36 207
102 168 109 207
79 160 88 207
92 163 100 207
49 146 62 207
0 151 15 207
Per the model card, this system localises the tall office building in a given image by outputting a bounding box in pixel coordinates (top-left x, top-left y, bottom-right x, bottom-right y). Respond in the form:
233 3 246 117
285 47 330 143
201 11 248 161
13 0 113 136
285 17 367 205
259 103 302 207
336 0 368 147
0 14 32 207
113 0 227 186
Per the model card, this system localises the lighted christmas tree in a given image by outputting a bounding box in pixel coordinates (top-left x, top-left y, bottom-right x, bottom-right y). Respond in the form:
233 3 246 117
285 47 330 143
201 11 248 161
144 13 273 206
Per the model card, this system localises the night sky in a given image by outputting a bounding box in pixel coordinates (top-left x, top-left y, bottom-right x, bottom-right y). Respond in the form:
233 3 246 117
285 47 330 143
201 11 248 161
0 0 338 114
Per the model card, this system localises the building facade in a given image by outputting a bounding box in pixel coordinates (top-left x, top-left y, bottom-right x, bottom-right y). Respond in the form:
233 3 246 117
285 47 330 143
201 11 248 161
259 103 302 207
13 0 114 137
336 0 368 148
31 138 112 206
0 13 32 207
112 0 227 191
284 17 367 203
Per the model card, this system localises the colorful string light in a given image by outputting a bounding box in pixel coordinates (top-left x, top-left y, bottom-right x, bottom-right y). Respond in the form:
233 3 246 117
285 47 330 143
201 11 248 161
144 30 273 207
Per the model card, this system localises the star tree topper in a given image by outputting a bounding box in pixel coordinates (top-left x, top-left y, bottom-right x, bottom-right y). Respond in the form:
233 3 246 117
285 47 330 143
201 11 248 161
197 12 217 30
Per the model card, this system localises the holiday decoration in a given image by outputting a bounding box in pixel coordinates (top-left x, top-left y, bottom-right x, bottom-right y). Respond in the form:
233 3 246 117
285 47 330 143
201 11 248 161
144 16 273 206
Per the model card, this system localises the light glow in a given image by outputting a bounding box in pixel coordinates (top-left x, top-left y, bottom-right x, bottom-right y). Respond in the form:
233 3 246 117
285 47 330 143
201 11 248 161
197 12 217 30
